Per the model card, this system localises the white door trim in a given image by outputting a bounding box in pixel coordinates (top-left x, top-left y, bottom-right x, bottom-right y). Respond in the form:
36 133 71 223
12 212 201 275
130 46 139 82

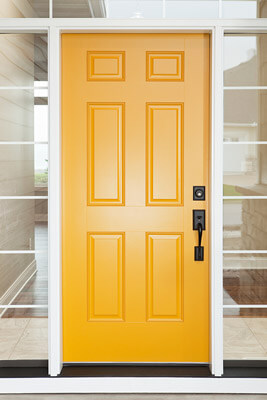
2 377 267 394
51 24 223 378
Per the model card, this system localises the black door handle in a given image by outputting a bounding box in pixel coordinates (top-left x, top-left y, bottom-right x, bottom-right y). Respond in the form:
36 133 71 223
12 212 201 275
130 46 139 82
197 222 203 248
193 210 205 261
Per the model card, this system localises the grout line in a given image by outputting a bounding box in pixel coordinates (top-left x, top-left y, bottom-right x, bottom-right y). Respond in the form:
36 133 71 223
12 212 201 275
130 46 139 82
243 318 267 357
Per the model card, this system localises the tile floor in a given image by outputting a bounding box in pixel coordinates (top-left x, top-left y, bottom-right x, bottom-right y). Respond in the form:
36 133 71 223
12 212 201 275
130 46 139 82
0 395 266 400
224 317 267 359
0 317 48 360
1 316 267 360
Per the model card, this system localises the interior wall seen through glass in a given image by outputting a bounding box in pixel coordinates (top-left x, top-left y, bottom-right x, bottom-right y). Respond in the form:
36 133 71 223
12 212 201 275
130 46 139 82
0 32 48 361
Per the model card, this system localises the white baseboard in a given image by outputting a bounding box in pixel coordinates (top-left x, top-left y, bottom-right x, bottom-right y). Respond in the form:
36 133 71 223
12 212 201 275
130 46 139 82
0 259 37 310
1 377 267 394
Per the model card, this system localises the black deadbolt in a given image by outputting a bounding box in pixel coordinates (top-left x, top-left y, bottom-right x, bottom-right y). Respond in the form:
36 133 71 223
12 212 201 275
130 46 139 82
193 186 205 201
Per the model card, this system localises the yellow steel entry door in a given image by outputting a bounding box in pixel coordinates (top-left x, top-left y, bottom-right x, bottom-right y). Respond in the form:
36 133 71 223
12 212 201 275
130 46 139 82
62 33 210 362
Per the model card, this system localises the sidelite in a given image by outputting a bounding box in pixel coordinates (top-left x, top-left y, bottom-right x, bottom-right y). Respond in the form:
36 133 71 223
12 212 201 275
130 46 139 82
62 33 210 363
193 210 206 262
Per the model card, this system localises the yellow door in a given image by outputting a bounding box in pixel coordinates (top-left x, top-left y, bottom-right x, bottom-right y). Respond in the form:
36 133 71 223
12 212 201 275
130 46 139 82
62 33 210 362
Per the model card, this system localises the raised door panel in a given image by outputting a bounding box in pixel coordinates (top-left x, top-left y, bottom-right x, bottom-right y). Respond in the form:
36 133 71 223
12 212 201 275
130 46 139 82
146 103 183 206
87 233 125 321
146 51 184 82
87 103 125 206
87 51 125 81
146 233 183 321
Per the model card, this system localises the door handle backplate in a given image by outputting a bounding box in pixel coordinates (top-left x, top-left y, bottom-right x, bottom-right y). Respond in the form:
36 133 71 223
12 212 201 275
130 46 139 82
193 210 205 261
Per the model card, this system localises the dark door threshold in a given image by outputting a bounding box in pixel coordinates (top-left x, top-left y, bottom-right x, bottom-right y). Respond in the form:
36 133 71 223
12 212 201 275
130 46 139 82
60 364 211 377
0 360 49 378
224 360 267 378
1 360 267 379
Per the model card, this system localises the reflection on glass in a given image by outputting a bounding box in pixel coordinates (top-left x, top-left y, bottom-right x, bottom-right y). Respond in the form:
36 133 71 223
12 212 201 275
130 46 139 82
0 199 47 250
0 0 49 17
223 144 267 196
224 309 267 360
224 90 267 142
108 0 163 18
0 309 48 360
224 254 267 305
165 0 219 18
222 0 267 18
0 90 33 142
224 34 267 86
0 34 47 86
53 0 107 17
0 144 48 196
224 199 267 250
0 89 48 142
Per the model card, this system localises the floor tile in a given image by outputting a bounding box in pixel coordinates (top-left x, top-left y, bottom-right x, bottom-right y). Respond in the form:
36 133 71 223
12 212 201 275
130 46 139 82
27 318 48 329
224 317 267 359
9 339 48 360
0 319 29 330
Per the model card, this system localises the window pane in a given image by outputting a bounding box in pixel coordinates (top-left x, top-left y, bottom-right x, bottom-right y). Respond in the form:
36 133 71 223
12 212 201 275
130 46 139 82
0 34 47 85
53 0 107 17
224 309 267 360
0 199 47 251
224 199 267 250
224 34 267 86
224 90 267 142
0 144 48 196
108 0 163 18
224 144 267 196
0 89 48 142
165 0 219 18
222 0 267 18
224 254 267 305
0 311 48 360
0 1 49 17
0 90 33 142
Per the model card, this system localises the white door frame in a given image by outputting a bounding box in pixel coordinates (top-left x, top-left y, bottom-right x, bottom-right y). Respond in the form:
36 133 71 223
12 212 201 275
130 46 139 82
0 18 267 393
49 23 224 378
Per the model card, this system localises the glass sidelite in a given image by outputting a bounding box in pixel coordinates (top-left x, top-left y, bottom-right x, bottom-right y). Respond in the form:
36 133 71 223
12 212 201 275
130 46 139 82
223 33 267 362
0 33 48 361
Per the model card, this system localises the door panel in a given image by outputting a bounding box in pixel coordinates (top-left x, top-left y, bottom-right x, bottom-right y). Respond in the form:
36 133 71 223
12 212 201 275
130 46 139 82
62 33 210 362
87 233 124 321
87 103 124 205
146 103 183 205
147 233 183 321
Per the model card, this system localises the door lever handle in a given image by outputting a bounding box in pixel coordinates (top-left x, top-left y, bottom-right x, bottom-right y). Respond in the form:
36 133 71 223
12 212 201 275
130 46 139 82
193 210 205 261
197 223 203 248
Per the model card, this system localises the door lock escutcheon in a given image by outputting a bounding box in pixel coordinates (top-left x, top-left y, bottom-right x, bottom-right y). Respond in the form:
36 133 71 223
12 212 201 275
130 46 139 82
193 210 205 261
193 186 205 201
